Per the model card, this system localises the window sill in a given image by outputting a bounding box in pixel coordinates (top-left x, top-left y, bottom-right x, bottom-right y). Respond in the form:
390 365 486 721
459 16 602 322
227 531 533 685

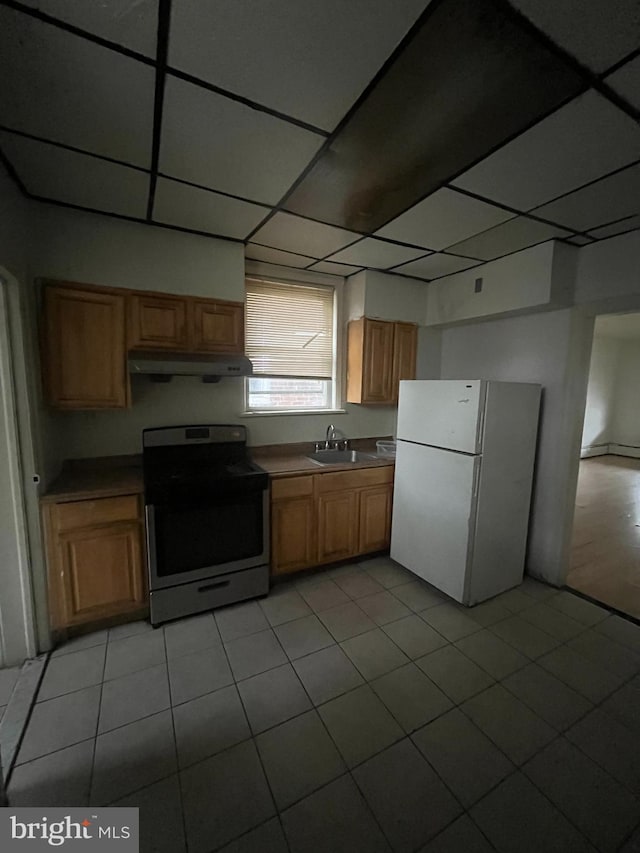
241 408 347 418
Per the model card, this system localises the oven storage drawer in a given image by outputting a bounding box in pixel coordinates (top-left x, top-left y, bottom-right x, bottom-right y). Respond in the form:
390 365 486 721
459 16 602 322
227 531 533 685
149 564 269 625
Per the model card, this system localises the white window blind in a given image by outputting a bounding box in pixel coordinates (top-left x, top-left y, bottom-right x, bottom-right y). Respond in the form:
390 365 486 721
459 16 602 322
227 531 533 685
245 278 335 379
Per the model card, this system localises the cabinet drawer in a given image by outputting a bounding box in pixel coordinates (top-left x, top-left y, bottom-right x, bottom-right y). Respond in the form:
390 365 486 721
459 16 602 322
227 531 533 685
315 466 394 493
271 476 314 500
55 495 140 532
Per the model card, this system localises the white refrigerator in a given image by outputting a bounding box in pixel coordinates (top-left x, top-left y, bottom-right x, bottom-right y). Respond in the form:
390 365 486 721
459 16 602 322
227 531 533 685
390 379 541 605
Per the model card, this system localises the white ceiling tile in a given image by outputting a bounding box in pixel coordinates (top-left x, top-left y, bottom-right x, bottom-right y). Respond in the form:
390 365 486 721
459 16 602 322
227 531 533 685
18 0 158 57
588 215 640 240
447 217 572 261
394 253 480 280
245 245 315 269
251 212 359 258
532 163 640 232
326 238 426 269
0 132 149 217
159 76 323 206
168 0 429 131
452 90 640 211
153 177 268 238
606 55 640 111
376 188 514 250
508 0 640 73
0 8 155 167
308 261 363 276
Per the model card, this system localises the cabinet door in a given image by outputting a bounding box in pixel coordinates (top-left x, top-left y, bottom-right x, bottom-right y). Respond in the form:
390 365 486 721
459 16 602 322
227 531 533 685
128 293 189 350
57 522 146 627
317 490 358 564
271 497 315 575
192 300 244 353
44 285 127 409
362 319 394 403
358 485 393 554
391 322 418 402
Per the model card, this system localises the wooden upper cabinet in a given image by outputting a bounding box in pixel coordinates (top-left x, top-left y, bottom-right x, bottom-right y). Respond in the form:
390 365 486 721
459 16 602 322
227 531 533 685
43 284 128 409
128 293 189 351
392 321 418 402
192 299 244 353
347 317 414 404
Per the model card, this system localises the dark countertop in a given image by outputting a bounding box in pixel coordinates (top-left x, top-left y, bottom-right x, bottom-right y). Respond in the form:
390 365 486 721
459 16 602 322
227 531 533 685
41 437 396 502
41 456 144 504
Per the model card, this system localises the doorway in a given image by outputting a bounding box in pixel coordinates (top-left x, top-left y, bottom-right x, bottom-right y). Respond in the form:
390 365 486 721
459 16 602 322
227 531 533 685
568 312 640 619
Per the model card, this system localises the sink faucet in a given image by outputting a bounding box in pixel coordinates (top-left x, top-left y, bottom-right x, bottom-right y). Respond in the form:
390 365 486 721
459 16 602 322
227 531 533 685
326 424 337 447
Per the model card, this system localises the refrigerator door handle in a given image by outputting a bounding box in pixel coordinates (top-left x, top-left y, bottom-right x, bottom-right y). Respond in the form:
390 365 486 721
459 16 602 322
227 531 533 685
472 459 481 498
475 402 485 453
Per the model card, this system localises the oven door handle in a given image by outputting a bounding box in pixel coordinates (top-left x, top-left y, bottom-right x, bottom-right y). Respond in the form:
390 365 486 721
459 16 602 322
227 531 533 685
197 580 231 593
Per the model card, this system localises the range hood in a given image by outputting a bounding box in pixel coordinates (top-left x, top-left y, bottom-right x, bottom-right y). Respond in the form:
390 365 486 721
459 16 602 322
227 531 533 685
128 351 253 383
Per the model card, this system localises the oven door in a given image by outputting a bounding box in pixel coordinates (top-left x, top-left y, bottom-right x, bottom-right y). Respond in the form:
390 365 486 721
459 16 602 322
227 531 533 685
146 488 269 590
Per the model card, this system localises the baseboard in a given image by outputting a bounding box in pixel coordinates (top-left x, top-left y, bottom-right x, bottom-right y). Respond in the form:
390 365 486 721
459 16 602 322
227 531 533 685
580 444 609 458
609 443 640 459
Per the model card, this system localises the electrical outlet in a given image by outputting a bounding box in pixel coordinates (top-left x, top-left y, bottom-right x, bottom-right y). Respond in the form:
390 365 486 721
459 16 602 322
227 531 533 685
474 277 483 293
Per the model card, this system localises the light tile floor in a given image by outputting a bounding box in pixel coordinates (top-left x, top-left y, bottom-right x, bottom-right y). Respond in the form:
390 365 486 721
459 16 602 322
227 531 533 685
7 556 640 853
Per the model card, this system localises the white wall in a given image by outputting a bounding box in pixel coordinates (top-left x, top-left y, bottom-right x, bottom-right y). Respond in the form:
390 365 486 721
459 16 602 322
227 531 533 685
31 205 245 300
581 336 619 451
576 231 640 313
426 241 576 326
611 339 640 452
440 307 593 585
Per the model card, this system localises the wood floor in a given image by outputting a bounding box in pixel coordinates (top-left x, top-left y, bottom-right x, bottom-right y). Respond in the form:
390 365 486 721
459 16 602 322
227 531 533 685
568 455 640 619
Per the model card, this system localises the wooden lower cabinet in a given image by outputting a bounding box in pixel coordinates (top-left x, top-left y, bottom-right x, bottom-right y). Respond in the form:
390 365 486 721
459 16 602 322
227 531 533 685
271 497 316 576
317 490 359 564
270 467 393 575
359 485 393 554
44 495 147 631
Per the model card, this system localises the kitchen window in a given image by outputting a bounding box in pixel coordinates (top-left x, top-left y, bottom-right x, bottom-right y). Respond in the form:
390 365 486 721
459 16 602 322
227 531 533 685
244 277 337 413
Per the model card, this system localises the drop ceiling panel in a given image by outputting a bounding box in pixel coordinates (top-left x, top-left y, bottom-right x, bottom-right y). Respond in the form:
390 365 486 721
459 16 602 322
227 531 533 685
327 238 427 269
308 261 363 276
159 76 323 205
0 132 149 217
447 217 572 261
153 178 267 238
168 0 428 131
0 8 155 167
245 245 316 269
18 0 159 57
251 212 359 259
394 253 479 279
453 90 640 211
376 188 514 249
588 215 640 240
532 163 640 231
282 0 584 231
508 0 640 73
606 55 640 111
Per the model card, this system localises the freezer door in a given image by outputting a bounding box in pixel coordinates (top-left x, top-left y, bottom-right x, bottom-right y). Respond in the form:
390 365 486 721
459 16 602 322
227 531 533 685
397 380 485 454
390 439 480 603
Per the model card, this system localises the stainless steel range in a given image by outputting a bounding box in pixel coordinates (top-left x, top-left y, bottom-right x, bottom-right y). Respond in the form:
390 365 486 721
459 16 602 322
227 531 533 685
143 424 269 626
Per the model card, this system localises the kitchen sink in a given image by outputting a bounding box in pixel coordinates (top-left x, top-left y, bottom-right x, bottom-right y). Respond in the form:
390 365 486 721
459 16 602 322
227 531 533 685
307 449 378 465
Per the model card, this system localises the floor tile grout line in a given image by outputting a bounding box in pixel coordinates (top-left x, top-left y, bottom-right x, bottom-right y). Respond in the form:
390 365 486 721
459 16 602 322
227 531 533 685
214 623 287 850
87 641 108 806
162 623 189 851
